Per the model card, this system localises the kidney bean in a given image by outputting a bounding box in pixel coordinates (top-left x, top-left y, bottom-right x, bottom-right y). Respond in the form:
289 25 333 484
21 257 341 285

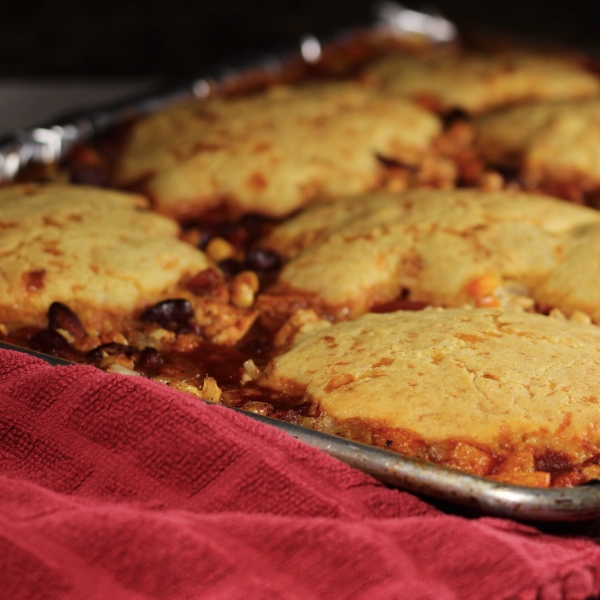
534 449 572 473
239 213 272 243
244 247 282 272
139 299 194 331
48 302 86 339
187 268 223 296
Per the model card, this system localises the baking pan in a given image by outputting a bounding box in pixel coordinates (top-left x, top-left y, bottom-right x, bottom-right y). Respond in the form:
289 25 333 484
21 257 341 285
1 4 600 523
3 339 600 523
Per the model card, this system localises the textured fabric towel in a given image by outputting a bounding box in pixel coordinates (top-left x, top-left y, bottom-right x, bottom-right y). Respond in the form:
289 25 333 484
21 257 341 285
1 348 600 600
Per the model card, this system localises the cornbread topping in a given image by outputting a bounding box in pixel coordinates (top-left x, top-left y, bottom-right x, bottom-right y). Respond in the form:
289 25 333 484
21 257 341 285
11 40 600 490
259 308 600 487
475 98 600 196
367 51 600 114
0 184 258 346
0 184 208 328
115 82 442 220
261 189 600 319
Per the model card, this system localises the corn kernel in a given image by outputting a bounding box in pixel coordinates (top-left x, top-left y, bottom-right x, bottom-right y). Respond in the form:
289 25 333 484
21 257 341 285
475 296 500 308
206 237 236 262
149 328 176 343
56 328 75 344
466 274 498 298
101 355 135 370
106 363 140 377
234 270 260 293
230 272 259 308
241 359 261 383
570 310 592 325
112 332 128 345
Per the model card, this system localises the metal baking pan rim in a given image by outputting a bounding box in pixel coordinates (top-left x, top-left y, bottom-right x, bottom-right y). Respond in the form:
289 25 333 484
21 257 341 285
2 338 600 523
245 411 600 523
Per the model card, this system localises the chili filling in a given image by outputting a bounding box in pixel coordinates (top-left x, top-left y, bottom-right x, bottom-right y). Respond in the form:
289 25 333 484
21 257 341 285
7 41 600 490
5 281 599 489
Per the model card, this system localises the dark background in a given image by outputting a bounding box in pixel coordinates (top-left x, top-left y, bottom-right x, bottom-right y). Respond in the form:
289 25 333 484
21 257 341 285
2 0 600 78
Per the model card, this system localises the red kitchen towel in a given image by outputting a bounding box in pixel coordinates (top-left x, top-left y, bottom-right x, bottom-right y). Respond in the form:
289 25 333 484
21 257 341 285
1 349 600 600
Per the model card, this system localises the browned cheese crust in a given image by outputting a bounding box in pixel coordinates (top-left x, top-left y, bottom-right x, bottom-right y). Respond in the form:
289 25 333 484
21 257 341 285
475 98 600 194
262 189 600 320
115 82 442 220
366 51 600 114
0 184 212 330
261 308 600 485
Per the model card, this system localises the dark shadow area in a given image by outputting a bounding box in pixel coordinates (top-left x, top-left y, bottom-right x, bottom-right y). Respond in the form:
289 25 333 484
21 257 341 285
3 0 600 77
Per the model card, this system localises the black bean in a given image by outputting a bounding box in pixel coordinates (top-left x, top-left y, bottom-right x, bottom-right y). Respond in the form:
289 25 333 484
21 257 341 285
217 258 243 277
139 299 194 331
48 302 86 339
240 213 271 243
136 347 164 374
86 342 137 363
29 330 74 358
245 247 282 272
196 222 237 250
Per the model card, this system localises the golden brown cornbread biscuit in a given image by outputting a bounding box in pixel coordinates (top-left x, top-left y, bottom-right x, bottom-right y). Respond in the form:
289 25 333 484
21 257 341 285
115 82 441 220
263 189 600 317
0 184 210 330
262 308 600 467
367 51 600 114
536 224 600 323
475 98 600 192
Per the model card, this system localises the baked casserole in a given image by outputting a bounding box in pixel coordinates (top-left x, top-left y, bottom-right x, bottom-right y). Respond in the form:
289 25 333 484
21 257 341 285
6 40 600 489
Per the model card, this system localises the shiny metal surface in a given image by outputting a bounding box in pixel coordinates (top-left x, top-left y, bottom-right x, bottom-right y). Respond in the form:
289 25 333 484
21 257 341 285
241 412 600 522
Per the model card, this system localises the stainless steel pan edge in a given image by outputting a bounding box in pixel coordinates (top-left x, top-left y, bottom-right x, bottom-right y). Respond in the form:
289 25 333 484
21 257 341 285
1 339 599 523
244 412 600 522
